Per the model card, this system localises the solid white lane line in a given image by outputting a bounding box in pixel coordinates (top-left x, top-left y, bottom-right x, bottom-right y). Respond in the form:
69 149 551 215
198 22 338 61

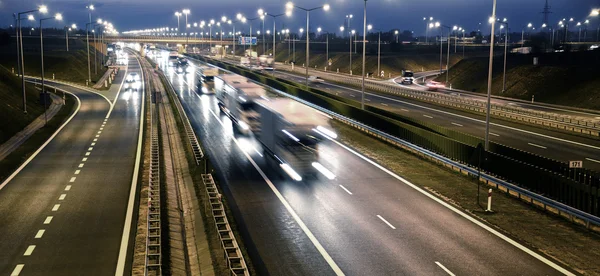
586 158 600 164
528 143 547 149
43 216 53 224
74 170 81 175
59 194 66 200
85 152 91 156
65 185 71 191
82 157 88 162
435 262 455 276
208 109 345 275
91 142 96 146
0 92 81 192
322 135 574 275
52 204 60 211
11 264 24 276
115 52 145 276
489 132 500 137
423 115 433 118
23 245 35 256
339 185 353 195
401 109 409 112
35 230 45 239
377 215 396 229
451 122 463 127
381 103 389 106
69 177 76 182
78 163 84 168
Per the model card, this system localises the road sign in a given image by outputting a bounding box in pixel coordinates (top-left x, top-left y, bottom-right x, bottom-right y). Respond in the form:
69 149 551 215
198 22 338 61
239 37 257 45
569 161 583 168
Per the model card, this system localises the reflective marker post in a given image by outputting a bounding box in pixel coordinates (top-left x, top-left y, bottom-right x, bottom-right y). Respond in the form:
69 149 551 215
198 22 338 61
486 189 493 212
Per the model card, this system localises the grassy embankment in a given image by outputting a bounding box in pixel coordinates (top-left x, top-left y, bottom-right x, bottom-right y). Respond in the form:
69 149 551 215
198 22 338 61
0 37 107 86
0 64 76 183
438 50 600 109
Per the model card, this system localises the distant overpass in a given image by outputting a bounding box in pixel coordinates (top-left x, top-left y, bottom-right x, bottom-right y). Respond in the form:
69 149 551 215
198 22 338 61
99 35 235 45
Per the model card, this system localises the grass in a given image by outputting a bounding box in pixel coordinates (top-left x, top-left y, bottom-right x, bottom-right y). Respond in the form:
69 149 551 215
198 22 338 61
0 65 46 144
0 92 76 184
330 119 600 275
437 50 600 110
0 37 107 86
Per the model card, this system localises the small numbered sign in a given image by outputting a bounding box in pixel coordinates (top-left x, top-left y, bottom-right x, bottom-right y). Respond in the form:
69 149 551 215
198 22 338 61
569 161 583 168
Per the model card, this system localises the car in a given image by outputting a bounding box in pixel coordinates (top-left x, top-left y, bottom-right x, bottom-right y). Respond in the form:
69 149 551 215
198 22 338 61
400 70 414 84
308 76 325 83
425 81 445 91
124 81 141 91
126 72 140 82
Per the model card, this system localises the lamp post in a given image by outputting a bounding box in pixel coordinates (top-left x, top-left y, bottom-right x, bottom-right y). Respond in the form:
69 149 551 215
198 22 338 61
233 14 247 58
498 20 508 93
16 7 44 114
257 10 267 55
424 17 433 44
247 17 260 55
367 24 381 78
261 11 285 62
93 20 103 75
485 1 498 151
86 4 94 85
521 22 532 52
430 22 451 85
360 0 368 109
317 27 329 68
40 13 62 126
183 9 190 44
576 22 582 42
286 2 330 87
394 30 399 43
65 24 76 51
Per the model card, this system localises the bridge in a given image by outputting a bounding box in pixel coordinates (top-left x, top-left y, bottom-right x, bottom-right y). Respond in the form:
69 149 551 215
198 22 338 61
100 35 235 45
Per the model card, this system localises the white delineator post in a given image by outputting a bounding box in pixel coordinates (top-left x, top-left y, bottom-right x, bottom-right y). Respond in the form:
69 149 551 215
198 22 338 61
486 189 493 212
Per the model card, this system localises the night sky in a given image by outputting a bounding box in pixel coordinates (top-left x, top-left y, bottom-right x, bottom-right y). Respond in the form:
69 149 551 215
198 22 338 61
2 0 598 35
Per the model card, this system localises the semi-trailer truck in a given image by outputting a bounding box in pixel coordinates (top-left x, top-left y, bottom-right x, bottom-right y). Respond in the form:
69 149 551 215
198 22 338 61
254 98 335 180
215 74 269 133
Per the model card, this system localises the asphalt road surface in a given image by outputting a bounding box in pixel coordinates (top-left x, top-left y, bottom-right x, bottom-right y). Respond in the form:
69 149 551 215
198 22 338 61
0 53 144 276
152 52 574 276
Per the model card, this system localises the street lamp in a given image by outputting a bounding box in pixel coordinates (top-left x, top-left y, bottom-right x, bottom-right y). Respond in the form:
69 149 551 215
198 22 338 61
424 17 433 44
430 21 451 83
484 0 498 151
15 5 46 114
497 19 509 92
175 11 181 34
260 11 286 62
368 24 382 78
317 27 329 69
65 23 76 51
40 12 62 125
183 9 190 47
86 4 95 85
286 1 330 87
394 30 399 43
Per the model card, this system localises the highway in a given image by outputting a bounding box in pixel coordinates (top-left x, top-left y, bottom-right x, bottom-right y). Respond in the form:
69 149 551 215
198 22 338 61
153 51 573 275
0 52 144 276
260 67 600 171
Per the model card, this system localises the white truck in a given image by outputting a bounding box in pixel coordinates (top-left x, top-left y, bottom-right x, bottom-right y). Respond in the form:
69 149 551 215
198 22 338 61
215 74 269 133
254 98 335 180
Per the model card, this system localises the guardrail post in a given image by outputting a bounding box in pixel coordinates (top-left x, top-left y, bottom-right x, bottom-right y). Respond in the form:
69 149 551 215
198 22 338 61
350 70 352 75
531 95 535 103
52 73 55 80
486 189 493 212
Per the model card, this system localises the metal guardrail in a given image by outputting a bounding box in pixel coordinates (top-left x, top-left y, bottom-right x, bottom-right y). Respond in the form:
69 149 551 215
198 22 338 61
278 64 600 136
201 174 250 276
155 68 204 165
145 99 162 275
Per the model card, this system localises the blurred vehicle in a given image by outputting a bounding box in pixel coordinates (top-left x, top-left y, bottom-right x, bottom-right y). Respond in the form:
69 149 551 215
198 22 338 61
258 55 274 70
168 51 179 66
124 81 141 91
175 58 191 74
425 81 445 91
400 70 414 84
200 67 219 83
308 76 325 83
126 72 140 83
590 44 599 50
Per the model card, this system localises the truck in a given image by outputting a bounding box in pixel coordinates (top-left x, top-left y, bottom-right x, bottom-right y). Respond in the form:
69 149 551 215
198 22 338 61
168 51 179 66
254 98 335 180
215 74 269 133
196 66 219 94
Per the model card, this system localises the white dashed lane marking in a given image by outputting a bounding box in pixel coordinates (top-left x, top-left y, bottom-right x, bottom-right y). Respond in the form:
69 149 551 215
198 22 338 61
65 185 72 191
339 185 353 195
78 163 84 168
10 264 24 276
74 170 81 175
43 216 53 224
52 204 60 211
451 122 463 127
35 230 45 239
85 152 91 156
59 194 66 200
528 143 547 149
88 147 93 151
69 177 76 182
23 245 35 256
82 157 88 162
377 215 396 229
423 115 433 118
